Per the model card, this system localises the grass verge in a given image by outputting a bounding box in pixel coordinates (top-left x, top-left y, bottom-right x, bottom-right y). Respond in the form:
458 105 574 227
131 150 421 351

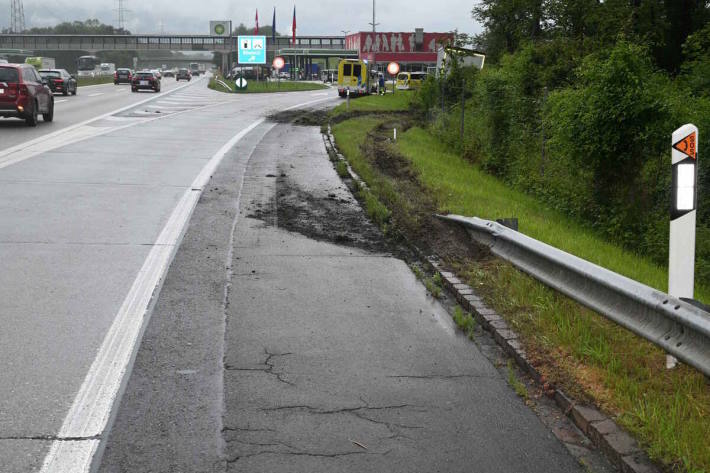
332 114 710 472
77 76 114 87
330 91 415 117
208 77 328 93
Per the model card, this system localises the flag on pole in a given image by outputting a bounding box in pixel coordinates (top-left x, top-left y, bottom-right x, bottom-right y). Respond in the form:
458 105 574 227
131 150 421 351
255 9 259 34
292 5 296 46
272 7 276 44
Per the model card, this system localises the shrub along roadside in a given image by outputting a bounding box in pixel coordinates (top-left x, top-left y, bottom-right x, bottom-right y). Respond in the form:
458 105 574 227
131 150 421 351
424 40 710 291
331 114 710 473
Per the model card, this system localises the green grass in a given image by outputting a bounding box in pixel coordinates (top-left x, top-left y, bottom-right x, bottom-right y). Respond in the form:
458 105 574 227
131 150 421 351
332 115 710 472
452 306 476 339
77 76 114 87
396 126 710 302
507 360 529 400
330 92 414 117
208 77 328 93
335 160 349 178
409 264 443 299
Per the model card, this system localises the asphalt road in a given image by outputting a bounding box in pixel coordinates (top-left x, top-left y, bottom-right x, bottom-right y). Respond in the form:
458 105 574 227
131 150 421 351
0 76 206 152
98 119 592 472
1 78 606 473
0 80 339 472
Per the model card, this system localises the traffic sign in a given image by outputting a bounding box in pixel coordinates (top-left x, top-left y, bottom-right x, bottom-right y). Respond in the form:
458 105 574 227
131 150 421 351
237 35 266 64
673 131 697 159
387 62 400 76
273 56 285 70
235 77 248 89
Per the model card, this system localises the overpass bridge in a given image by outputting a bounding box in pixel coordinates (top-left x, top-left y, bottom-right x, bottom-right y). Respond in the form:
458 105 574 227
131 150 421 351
0 34 359 73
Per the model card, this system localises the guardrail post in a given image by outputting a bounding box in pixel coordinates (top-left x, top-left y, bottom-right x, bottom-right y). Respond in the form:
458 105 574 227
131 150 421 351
668 124 699 369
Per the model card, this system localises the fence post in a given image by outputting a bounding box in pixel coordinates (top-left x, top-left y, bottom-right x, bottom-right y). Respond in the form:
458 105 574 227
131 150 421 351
460 79 465 142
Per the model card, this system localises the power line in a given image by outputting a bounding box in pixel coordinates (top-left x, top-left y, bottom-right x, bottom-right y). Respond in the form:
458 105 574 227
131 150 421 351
115 0 130 31
10 0 26 33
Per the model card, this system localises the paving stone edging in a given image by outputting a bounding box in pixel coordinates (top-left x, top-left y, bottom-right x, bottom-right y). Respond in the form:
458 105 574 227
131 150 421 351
322 127 661 473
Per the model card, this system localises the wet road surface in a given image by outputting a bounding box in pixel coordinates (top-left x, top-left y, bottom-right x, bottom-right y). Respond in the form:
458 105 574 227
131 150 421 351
99 121 588 473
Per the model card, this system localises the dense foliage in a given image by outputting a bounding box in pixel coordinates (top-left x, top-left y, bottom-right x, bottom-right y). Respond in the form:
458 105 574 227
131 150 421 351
420 1 710 288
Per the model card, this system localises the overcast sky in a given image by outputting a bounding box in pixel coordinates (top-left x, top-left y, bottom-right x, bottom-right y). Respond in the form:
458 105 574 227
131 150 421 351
11 1 482 37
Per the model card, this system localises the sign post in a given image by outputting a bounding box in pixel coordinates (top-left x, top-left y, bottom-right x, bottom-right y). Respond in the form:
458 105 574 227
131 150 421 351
387 62 399 95
668 123 699 369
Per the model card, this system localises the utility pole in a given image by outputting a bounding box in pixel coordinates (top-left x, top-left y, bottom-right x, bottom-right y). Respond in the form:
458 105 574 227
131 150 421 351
368 0 379 83
10 0 26 33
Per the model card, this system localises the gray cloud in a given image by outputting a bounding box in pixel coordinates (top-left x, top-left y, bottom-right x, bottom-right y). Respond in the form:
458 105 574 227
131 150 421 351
13 0 481 37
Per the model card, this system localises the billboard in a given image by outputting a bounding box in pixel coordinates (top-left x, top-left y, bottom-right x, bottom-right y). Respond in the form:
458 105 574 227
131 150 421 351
210 20 232 37
345 32 454 63
237 36 266 64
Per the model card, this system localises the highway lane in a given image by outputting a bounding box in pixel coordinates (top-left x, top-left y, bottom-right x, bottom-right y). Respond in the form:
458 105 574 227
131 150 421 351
0 76 206 152
0 82 339 472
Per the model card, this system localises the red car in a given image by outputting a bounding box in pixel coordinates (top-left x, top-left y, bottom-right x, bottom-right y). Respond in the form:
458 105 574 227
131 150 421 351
131 71 161 93
0 63 54 126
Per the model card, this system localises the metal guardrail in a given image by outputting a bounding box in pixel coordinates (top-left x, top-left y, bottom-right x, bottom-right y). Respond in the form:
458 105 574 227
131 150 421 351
438 214 710 377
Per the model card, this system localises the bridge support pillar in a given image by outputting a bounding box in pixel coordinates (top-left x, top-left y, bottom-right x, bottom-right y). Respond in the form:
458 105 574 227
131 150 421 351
221 52 229 76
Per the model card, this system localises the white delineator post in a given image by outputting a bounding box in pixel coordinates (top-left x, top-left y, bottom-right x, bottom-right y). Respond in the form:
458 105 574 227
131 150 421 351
668 124 699 369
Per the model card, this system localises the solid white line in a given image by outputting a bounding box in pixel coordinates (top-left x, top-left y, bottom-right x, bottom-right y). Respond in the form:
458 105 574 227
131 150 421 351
55 99 68 104
87 93 105 97
38 93 335 473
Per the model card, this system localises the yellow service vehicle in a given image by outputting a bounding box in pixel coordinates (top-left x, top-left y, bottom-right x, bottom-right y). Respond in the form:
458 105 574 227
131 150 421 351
337 59 371 97
395 71 427 90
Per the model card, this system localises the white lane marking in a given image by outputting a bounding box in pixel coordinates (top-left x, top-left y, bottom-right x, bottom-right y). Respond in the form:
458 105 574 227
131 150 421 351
310 92 330 96
38 94 336 473
0 78 205 169
55 99 68 104
88 93 105 97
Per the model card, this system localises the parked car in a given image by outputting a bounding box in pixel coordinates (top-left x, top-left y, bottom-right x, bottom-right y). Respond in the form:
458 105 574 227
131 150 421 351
395 71 427 90
114 68 132 84
0 63 54 126
131 71 161 93
176 68 192 81
39 69 77 96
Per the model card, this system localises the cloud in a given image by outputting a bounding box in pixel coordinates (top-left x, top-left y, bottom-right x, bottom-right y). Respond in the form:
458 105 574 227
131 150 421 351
17 0 481 36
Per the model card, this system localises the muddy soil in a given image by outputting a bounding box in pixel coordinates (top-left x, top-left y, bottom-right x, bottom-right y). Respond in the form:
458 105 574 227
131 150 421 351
248 173 391 255
355 118 487 263
267 109 412 127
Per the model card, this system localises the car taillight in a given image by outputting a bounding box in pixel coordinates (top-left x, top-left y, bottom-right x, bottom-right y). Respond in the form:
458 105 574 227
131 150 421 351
18 84 29 96
54 79 64 83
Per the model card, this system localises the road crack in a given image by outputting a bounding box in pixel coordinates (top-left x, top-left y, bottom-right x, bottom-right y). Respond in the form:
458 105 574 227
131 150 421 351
224 348 295 386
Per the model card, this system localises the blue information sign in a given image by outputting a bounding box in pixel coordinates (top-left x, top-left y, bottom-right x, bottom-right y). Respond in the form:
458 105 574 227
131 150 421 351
237 36 267 64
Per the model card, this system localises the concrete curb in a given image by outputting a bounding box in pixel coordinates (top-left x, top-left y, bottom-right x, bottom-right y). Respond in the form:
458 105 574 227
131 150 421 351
321 125 661 473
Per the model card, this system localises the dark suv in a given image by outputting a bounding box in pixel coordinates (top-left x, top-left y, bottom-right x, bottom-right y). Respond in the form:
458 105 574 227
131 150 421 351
39 69 77 96
114 68 132 84
0 64 54 126
131 71 161 93
176 68 192 81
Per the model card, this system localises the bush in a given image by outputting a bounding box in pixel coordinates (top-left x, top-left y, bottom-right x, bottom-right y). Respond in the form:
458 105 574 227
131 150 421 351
417 38 710 288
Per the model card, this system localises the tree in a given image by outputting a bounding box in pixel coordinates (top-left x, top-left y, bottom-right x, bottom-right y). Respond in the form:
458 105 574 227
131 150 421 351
472 0 545 62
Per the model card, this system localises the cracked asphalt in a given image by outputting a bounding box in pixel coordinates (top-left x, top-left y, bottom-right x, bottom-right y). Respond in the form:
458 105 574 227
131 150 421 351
100 117 588 472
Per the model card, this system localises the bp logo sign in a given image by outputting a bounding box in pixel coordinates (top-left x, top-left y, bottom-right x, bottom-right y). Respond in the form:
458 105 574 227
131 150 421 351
209 20 232 37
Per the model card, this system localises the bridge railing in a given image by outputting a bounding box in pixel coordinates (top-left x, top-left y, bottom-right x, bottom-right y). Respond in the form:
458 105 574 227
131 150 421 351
0 34 347 53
